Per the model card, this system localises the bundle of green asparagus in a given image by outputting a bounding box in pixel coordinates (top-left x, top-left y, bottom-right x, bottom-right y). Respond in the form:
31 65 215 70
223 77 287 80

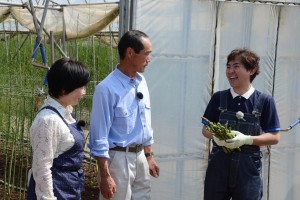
202 117 240 153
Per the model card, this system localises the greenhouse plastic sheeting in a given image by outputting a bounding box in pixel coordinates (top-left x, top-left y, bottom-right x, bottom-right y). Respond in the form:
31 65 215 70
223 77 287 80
1 3 118 40
128 0 300 199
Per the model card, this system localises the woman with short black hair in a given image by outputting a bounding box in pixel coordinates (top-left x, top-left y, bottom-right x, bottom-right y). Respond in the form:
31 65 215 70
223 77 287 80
27 58 90 200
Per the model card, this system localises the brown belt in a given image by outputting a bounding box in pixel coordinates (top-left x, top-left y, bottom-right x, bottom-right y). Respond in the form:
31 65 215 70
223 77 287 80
110 145 143 153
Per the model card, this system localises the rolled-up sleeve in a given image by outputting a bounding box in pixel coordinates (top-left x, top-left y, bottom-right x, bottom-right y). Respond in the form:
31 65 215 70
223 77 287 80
88 85 113 158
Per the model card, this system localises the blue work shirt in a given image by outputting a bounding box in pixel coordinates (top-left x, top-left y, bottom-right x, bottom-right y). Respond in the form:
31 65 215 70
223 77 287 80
88 67 153 158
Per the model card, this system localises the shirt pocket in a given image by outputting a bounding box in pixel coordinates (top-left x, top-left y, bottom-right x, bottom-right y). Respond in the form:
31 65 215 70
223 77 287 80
144 103 151 125
114 107 135 134
145 103 151 110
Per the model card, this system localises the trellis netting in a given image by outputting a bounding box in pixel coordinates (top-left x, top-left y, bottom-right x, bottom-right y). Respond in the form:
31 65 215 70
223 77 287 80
121 0 300 199
0 1 120 199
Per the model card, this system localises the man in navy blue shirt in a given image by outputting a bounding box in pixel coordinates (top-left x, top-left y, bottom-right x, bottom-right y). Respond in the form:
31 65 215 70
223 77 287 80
202 48 280 200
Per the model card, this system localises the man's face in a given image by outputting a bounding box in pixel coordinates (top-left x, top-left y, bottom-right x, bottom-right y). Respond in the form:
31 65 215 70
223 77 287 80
226 58 254 91
131 37 152 73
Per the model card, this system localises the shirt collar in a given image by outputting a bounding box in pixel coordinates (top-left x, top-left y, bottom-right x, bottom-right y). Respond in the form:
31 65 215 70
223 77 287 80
43 96 76 123
114 65 142 87
230 85 255 99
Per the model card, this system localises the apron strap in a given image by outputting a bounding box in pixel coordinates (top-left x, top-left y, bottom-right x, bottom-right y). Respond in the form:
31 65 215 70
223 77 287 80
39 106 68 125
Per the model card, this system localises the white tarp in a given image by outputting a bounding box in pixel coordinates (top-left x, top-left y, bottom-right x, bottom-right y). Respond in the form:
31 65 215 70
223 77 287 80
1 3 119 40
130 0 300 199
63 4 119 39
0 7 10 22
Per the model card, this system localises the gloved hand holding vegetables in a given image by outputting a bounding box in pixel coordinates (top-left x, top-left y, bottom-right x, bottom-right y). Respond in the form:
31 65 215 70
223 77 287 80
201 117 240 153
213 136 228 146
223 131 253 149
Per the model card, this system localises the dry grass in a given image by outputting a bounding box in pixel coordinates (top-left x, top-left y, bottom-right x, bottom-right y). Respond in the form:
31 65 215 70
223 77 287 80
0 149 99 200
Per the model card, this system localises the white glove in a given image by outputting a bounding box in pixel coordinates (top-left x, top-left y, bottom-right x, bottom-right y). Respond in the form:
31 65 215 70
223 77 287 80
213 136 227 147
223 131 253 149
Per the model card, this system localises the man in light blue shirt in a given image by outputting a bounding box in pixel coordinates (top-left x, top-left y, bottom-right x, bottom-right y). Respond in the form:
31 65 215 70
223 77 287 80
89 30 159 200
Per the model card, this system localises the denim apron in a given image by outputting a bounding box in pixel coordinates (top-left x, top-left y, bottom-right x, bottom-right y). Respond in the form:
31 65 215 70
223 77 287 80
204 91 267 200
27 106 85 200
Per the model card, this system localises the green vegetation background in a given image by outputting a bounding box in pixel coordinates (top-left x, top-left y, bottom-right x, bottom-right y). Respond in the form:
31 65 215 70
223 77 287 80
0 33 118 199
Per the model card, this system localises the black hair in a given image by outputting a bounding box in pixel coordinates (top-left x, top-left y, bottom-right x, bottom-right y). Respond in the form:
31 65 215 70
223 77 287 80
118 30 149 59
227 48 260 82
47 58 90 98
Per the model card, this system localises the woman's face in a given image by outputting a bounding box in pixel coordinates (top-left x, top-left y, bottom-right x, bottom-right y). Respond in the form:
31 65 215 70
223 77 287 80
58 86 86 107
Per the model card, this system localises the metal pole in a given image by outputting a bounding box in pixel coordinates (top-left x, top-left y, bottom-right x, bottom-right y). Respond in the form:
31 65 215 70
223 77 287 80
50 31 55 64
27 0 39 33
118 0 131 39
25 0 68 60
37 0 50 38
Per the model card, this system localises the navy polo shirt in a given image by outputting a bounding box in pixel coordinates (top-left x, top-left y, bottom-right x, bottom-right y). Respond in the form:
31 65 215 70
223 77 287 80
203 89 280 133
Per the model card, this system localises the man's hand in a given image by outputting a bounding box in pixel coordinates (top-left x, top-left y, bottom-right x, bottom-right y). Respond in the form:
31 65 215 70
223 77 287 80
146 156 160 178
96 157 116 199
224 131 253 149
99 175 116 200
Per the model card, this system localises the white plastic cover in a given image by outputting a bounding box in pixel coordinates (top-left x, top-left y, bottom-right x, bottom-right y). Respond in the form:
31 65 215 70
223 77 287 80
131 0 300 199
1 3 118 40
0 7 10 22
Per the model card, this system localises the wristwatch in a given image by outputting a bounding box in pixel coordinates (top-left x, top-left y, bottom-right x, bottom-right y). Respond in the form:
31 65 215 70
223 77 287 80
145 152 154 157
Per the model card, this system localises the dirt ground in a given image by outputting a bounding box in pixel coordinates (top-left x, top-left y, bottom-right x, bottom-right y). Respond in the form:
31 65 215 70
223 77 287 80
0 152 99 200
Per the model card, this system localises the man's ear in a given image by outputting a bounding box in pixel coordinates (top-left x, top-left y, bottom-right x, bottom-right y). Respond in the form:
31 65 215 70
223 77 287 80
250 67 257 75
127 47 134 58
